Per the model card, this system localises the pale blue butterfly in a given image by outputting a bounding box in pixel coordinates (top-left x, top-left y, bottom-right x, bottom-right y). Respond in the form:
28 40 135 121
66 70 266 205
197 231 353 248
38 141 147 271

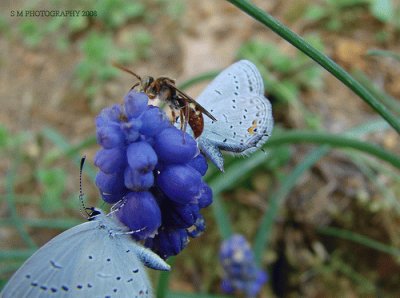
1 210 170 298
187 60 274 171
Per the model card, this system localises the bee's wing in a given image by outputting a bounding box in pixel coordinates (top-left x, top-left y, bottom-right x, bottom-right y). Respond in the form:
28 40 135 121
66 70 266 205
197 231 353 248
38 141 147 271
167 82 217 121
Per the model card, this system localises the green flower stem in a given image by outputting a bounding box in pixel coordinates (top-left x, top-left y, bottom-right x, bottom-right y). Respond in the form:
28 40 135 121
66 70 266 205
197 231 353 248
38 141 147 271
266 130 400 169
156 257 175 298
226 0 400 134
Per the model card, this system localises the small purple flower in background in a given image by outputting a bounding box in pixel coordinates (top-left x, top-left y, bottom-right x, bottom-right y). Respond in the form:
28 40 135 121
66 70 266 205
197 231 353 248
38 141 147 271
94 90 213 258
220 234 268 297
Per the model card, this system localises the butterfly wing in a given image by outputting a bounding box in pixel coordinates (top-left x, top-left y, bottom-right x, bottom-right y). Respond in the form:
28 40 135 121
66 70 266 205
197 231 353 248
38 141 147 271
1 215 167 298
196 60 273 171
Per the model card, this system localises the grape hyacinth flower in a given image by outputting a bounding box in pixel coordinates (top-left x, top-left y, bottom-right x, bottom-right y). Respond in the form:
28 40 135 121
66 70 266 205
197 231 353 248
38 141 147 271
94 90 213 259
220 234 268 297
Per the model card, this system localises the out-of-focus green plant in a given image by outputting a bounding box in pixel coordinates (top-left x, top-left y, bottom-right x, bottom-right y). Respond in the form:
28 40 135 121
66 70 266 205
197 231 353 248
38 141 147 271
303 0 400 32
369 0 400 29
36 168 66 213
11 0 185 100
75 29 152 98
304 0 369 31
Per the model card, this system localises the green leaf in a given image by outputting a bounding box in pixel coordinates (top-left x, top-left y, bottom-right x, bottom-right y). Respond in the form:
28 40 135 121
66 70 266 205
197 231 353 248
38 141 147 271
303 5 328 21
37 168 66 213
370 0 394 22
0 125 9 148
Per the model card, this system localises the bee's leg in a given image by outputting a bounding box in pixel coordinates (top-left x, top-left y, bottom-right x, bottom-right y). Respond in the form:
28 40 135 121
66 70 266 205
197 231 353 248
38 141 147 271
183 104 189 134
171 109 177 124
179 107 188 144
179 109 185 130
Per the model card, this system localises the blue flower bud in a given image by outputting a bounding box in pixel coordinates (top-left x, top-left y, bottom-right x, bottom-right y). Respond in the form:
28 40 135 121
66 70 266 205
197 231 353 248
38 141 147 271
197 182 213 208
96 124 125 149
94 147 126 174
120 118 141 143
124 167 154 191
94 90 213 259
139 106 170 136
124 91 148 118
95 171 128 203
96 104 123 127
146 228 189 259
117 191 161 240
187 153 208 176
163 202 200 228
157 164 202 204
187 215 205 238
127 141 158 173
219 234 268 297
153 127 198 165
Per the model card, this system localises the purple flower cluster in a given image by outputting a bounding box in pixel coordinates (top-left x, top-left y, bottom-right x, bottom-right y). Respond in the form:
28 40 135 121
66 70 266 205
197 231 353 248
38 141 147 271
220 234 268 297
94 90 212 259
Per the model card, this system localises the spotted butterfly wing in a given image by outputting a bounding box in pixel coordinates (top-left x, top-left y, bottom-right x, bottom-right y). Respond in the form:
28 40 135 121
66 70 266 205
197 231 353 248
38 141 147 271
1 210 170 298
195 60 273 171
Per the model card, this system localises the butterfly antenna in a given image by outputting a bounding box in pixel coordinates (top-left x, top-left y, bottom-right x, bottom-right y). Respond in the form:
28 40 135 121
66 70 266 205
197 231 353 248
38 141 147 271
79 155 91 218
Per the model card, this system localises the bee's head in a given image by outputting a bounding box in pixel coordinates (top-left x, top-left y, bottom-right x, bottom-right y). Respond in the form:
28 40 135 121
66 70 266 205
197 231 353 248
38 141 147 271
141 76 158 98
141 76 154 90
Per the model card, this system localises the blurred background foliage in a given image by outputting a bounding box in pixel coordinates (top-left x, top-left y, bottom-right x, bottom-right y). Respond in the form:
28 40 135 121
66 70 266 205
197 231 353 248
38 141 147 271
1 0 400 297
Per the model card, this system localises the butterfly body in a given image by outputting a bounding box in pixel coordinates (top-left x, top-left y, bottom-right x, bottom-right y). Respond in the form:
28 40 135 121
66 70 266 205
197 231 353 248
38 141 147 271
1 210 169 298
189 60 274 171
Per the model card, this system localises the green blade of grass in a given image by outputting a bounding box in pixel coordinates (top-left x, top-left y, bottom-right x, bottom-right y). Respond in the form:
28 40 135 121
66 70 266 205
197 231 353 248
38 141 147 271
0 218 81 229
318 227 400 257
265 130 400 169
5 154 37 249
0 250 35 261
41 127 97 180
367 49 400 61
226 0 400 134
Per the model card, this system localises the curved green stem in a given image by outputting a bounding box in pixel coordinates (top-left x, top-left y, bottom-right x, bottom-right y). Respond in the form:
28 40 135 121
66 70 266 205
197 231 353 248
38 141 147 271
318 227 400 257
266 130 400 169
226 0 400 134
